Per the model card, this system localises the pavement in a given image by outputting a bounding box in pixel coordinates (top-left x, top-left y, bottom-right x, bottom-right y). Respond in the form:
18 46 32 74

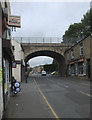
2 74 92 119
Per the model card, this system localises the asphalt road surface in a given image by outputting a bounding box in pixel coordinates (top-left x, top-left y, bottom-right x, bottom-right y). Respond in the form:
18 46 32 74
3 74 92 119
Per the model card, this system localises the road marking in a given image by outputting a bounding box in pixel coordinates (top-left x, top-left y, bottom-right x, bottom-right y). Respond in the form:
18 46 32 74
16 104 19 106
61 84 69 88
57 82 69 88
34 79 60 120
80 83 90 86
79 91 92 97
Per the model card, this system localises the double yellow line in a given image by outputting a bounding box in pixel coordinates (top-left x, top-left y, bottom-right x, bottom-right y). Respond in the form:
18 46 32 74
34 79 60 120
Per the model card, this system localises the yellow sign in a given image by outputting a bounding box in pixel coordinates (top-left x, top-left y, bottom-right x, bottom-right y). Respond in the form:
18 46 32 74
4 83 7 91
0 69 3 84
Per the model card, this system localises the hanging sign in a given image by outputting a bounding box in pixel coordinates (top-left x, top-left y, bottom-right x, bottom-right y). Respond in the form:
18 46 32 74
8 15 21 28
12 62 16 68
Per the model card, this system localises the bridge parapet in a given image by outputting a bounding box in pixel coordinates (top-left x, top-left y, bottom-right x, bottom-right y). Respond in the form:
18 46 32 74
13 37 72 44
21 43 73 47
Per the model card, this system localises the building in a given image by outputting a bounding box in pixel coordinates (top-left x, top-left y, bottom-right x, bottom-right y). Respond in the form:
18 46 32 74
32 65 44 74
64 36 92 80
0 2 3 120
0 1 15 119
11 39 25 82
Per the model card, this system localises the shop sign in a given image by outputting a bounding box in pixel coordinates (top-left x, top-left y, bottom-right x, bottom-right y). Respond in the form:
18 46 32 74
78 58 84 62
12 62 16 68
69 62 74 65
8 15 21 28
4 83 7 93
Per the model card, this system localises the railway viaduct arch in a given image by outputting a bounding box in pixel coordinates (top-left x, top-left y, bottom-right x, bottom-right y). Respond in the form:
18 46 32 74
21 43 72 76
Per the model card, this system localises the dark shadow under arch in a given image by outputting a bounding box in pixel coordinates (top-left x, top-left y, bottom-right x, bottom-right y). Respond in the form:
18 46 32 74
25 50 66 76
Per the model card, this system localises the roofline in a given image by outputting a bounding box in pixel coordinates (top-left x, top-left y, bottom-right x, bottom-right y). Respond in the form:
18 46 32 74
64 35 91 53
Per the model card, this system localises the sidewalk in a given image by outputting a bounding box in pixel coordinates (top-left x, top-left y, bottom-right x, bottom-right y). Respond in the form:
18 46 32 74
2 78 54 119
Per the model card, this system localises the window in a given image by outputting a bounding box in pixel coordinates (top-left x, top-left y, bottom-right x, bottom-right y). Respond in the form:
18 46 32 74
67 52 69 60
80 43 83 56
75 64 78 75
68 65 71 75
78 62 83 75
71 64 75 75
71 49 74 59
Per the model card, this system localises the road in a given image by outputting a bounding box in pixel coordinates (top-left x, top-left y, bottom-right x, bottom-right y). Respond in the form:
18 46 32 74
3 75 91 119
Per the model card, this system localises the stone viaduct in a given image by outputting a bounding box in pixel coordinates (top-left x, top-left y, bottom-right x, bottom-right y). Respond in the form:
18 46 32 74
21 43 73 76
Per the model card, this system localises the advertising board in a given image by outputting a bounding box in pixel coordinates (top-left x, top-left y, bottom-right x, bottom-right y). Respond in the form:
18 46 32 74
8 15 21 28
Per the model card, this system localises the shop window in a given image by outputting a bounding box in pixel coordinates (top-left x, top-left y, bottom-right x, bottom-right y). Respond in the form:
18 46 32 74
80 43 83 56
71 64 75 75
78 62 83 75
83 63 86 75
75 64 78 75
3 59 9 93
68 65 71 76
71 49 74 59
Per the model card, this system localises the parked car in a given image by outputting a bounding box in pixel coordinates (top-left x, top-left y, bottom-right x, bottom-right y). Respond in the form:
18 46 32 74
41 70 46 76
51 71 56 75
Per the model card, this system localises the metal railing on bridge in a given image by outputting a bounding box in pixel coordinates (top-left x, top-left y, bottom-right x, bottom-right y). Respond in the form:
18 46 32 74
13 37 63 43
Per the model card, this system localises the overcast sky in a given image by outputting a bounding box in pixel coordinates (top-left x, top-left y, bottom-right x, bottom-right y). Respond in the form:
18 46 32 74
10 2 90 67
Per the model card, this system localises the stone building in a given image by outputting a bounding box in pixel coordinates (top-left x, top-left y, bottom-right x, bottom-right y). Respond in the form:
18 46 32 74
32 65 44 74
11 39 25 82
64 36 92 80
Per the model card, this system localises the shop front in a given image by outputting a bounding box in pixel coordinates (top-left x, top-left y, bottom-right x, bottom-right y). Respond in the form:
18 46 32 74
78 59 86 76
2 38 14 109
87 58 91 78
68 58 86 77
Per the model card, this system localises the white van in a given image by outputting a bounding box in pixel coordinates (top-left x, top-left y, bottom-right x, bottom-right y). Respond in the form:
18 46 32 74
41 70 46 76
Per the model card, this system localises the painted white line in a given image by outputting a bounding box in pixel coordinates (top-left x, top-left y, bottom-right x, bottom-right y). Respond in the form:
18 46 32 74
62 85 69 88
79 91 92 97
80 83 90 86
57 83 69 88
16 104 19 106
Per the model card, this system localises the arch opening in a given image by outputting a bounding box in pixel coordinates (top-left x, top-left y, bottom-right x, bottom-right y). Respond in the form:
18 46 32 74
28 56 53 68
25 50 66 77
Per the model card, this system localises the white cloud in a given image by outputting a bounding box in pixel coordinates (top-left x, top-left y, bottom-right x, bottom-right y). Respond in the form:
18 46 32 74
28 56 53 68
11 2 90 38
